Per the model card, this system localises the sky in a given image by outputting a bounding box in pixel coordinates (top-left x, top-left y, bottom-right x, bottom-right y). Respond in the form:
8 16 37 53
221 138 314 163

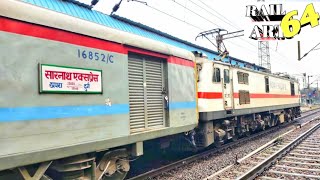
78 0 320 88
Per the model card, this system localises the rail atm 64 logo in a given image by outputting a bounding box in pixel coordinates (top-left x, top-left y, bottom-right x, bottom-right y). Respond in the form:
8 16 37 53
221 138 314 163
246 3 320 40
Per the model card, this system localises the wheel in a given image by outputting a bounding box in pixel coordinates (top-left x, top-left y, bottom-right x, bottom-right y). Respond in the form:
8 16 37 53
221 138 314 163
214 140 223 148
96 149 130 180
101 171 128 180
245 131 251 137
231 133 239 142
231 136 238 142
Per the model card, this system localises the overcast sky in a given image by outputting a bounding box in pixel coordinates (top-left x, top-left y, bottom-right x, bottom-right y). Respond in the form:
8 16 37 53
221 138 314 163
78 0 320 87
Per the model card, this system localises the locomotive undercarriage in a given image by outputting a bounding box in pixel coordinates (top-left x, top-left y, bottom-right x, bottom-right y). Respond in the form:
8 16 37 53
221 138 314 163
195 107 301 149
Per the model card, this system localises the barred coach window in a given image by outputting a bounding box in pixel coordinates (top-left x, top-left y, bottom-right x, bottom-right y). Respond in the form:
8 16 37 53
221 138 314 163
238 71 249 84
213 68 221 82
238 72 244 83
243 73 249 84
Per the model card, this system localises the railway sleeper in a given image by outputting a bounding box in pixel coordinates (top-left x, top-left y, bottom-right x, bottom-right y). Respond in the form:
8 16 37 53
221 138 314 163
266 170 320 179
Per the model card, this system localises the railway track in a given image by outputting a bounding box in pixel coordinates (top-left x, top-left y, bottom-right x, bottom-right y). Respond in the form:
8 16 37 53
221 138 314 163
207 115 320 179
256 122 320 180
127 108 320 180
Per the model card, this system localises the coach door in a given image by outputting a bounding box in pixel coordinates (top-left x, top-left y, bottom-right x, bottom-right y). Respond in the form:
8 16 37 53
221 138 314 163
222 67 233 110
128 53 167 133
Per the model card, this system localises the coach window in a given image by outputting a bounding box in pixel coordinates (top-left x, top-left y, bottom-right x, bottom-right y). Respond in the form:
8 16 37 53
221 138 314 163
238 72 249 84
238 72 244 83
212 68 221 82
265 77 270 93
243 73 249 84
224 69 230 83
290 82 295 96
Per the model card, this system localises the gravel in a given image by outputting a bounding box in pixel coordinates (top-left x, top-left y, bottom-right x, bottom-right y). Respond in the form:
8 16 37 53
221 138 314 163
151 111 320 180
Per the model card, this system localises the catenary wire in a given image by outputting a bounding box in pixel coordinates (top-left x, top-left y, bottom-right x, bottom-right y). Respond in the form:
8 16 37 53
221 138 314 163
173 0 261 55
169 0 262 54
192 0 260 49
191 0 241 31
193 0 293 63
129 0 292 65
128 0 262 54
147 4 204 31
127 0 205 31
170 0 221 28
196 0 242 30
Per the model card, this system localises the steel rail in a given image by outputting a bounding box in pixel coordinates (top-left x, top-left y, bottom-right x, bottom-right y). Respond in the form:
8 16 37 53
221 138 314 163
236 121 320 180
126 108 320 180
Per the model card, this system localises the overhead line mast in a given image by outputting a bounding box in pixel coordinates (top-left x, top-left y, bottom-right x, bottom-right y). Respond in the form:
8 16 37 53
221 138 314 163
258 41 271 72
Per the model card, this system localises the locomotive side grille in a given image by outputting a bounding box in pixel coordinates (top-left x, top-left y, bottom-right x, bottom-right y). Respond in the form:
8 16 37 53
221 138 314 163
128 55 165 133
128 57 146 132
145 60 164 128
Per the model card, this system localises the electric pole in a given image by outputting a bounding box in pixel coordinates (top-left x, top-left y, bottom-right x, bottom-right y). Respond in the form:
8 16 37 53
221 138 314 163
258 41 271 72
307 75 313 105
308 75 313 89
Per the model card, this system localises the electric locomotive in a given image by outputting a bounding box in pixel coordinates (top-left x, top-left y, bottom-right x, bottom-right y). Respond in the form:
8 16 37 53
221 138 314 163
195 53 300 148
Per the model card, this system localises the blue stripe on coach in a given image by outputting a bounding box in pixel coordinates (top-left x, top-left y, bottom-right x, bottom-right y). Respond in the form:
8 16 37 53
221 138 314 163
169 101 196 110
0 104 130 122
0 101 196 122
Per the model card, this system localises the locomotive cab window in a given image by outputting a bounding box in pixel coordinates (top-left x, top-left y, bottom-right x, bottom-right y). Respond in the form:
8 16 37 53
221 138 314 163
196 63 202 82
212 68 221 82
265 77 269 93
224 69 230 83
238 72 249 84
290 82 295 96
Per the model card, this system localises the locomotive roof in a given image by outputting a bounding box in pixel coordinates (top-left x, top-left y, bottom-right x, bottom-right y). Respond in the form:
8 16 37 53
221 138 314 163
197 57 298 82
24 0 267 72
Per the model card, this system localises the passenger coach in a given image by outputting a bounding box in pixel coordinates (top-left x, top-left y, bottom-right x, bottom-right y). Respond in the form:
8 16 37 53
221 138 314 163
0 0 197 179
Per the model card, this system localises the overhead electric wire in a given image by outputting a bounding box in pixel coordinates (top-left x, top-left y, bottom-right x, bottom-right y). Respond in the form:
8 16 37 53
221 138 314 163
191 0 261 51
148 5 204 30
191 0 240 31
168 0 258 53
196 0 242 30
193 0 293 63
194 0 262 53
170 0 221 28
128 0 204 30
176 0 261 57
193 0 258 50
129 0 291 64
